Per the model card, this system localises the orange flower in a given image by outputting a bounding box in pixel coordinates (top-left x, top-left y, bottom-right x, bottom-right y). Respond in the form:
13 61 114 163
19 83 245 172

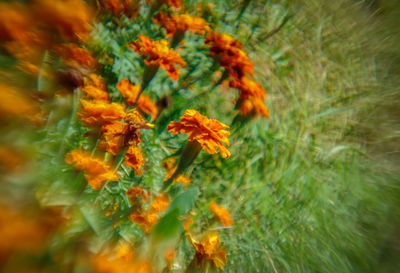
125 108 155 130
205 32 254 79
146 0 182 8
55 43 98 70
124 146 144 176
99 121 128 155
167 110 230 158
82 74 109 101
130 193 170 233
117 79 140 105
0 84 43 123
186 232 226 270
92 244 153 273
229 76 266 100
33 0 94 41
229 76 270 118
65 150 119 190
101 0 139 17
126 35 186 80
183 217 194 231
154 12 210 37
117 80 159 120
0 3 35 43
126 186 149 204
78 100 126 127
162 158 191 187
209 201 233 226
239 98 270 118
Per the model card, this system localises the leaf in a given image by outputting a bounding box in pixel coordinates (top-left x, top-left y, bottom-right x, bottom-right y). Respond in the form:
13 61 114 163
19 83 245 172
151 208 181 240
168 186 199 215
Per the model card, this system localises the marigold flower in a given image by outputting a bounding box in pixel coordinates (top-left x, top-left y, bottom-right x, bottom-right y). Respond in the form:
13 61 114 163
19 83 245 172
230 76 266 100
124 146 145 176
126 186 149 204
117 80 159 120
146 0 182 8
129 193 170 233
209 201 233 226
162 158 191 187
205 32 254 79
33 0 94 41
55 43 98 70
154 12 210 37
92 244 153 273
82 74 109 101
167 110 230 158
186 232 227 270
125 108 155 130
78 100 126 127
99 121 128 155
240 97 270 118
117 79 141 105
65 150 118 190
126 35 186 81
101 0 139 17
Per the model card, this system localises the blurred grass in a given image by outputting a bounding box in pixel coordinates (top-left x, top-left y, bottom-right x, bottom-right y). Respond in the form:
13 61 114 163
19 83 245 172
193 0 400 272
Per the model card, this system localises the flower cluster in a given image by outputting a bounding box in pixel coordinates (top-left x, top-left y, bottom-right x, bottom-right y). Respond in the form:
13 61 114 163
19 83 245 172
154 12 210 37
168 109 231 158
126 35 186 80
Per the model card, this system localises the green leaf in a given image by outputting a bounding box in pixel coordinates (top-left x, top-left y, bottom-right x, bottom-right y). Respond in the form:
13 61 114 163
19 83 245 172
168 186 199 215
151 208 181 240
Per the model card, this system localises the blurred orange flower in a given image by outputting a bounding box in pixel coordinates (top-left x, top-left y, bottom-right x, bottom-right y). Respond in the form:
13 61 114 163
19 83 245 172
154 12 210 37
186 232 226 270
92 244 153 273
101 0 139 17
82 74 109 101
34 0 94 41
167 110 231 158
229 76 270 118
209 201 233 226
205 32 254 79
55 44 98 70
124 146 145 176
126 186 149 204
126 35 186 80
0 84 43 123
130 193 170 233
78 100 126 127
65 150 119 189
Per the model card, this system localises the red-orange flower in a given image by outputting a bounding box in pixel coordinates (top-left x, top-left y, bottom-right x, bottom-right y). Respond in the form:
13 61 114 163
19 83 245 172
124 146 144 176
55 43 98 70
186 232 226 270
65 150 118 190
205 32 254 79
126 35 186 80
154 12 210 37
146 0 182 8
229 76 270 118
209 201 233 226
82 74 109 101
167 110 230 158
101 0 139 17
126 186 149 204
78 100 126 127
